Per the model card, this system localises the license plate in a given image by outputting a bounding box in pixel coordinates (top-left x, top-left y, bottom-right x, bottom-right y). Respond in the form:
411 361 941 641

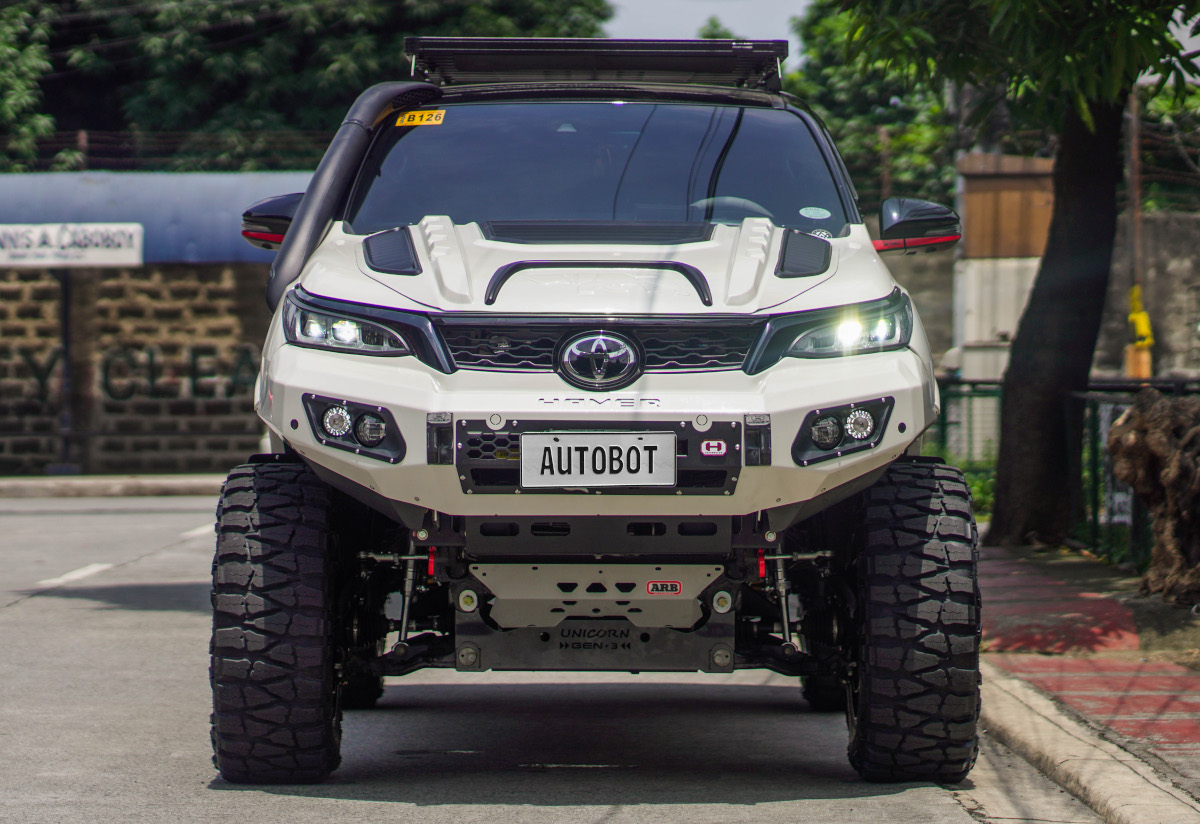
520 432 676 488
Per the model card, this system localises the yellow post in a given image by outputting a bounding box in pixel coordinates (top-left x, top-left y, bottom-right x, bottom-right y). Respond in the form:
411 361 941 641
1125 284 1153 379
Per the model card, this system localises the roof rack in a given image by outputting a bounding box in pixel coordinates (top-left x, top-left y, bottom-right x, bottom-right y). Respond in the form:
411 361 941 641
403 37 787 91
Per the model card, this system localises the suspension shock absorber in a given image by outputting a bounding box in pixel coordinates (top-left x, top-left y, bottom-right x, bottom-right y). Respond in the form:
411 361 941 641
396 556 416 644
771 553 799 656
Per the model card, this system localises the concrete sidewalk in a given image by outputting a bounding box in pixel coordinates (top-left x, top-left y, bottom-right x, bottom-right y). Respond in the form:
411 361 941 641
979 544 1200 824
0 474 223 498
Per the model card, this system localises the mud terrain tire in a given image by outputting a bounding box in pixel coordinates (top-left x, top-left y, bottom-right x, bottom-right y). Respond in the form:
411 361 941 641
846 460 980 782
210 462 343 784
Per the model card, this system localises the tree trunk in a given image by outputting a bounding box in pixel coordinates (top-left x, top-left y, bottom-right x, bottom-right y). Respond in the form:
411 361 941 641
986 97 1127 546
1108 388 1200 604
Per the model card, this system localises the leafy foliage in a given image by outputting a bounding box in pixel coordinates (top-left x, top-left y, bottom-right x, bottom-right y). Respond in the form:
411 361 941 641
1139 84 1200 210
0 2 56 170
26 0 612 170
698 15 738 40
838 0 1197 129
786 0 955 212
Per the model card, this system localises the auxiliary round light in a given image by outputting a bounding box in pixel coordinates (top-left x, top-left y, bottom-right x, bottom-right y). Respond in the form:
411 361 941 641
810 415 842 450
355 414 387 447
844 408 876 440
321 405 353 438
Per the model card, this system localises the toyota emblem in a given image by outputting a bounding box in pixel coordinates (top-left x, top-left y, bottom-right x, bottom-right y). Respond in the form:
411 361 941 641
558 331 641 391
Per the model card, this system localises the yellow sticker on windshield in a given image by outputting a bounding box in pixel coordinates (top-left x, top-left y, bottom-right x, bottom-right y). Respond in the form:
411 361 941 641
397 110 445 127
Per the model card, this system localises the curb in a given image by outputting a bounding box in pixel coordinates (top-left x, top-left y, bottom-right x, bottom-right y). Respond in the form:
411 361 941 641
981 659 1200 824
0 475 224 498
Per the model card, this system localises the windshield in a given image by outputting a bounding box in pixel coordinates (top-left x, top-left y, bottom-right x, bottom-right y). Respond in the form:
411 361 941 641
346 101 851 236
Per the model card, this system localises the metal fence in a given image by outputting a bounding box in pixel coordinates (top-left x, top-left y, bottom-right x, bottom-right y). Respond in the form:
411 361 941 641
927 379 1183 569
1078 391 1153 569
928 380 1001 466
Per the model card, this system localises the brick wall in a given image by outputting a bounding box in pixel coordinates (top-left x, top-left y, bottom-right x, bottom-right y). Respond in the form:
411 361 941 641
0 270 62 473
0 264 270 475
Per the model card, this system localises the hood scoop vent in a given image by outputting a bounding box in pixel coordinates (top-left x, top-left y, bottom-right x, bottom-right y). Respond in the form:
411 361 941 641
363 227 422 275
483 221 715 245
774 230 831 278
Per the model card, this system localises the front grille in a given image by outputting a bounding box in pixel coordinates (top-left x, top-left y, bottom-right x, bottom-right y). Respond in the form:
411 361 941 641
442 328 558 370
464 430 522 461
439 323 763 372
638 328 757 369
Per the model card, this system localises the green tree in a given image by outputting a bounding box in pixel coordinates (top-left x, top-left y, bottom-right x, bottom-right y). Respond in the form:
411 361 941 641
788 0 954 213
0 1 55 171
698 15 738 40
35 0 613 170
839 2 1199 569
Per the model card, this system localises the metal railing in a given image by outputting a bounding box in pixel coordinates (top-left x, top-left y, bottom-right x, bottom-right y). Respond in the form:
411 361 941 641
927 379 1187 569
928 380 1001 466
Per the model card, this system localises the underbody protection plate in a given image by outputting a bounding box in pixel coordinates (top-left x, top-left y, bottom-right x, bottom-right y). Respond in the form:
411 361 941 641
469 562 725 628
453 617 736 673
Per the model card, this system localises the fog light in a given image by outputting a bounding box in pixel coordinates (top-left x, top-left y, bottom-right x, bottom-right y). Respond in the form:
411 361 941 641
712 590 733 614
355 414 387 447
321 405 352 438
844 408 875 440
458 589 479 612
810 415 841 450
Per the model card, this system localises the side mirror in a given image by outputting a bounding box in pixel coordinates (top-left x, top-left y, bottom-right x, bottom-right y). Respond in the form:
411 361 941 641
241 192 304 251
874 197 961 254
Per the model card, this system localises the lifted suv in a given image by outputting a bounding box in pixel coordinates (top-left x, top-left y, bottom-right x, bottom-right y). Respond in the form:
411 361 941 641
213 37 979 785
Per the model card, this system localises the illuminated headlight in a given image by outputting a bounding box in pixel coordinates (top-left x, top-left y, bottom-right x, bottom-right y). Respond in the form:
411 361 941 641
283 293 410 355
786 294 913 358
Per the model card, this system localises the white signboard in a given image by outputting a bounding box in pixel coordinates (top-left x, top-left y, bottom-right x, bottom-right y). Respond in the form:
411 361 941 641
0 223 144 268
1097 402 1133 526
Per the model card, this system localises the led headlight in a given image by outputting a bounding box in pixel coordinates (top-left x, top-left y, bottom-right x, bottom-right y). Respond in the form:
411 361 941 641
786 294 913 358
283 293 410 355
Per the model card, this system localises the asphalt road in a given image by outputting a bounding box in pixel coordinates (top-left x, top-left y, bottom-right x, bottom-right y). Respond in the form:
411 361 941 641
0 496 1101 824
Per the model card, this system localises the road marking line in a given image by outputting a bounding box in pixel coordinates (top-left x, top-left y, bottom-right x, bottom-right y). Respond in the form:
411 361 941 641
37 563 114 588
518 764 635 769
181 523 214 538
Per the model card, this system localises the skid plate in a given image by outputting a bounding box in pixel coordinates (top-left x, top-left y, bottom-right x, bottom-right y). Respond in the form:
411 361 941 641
469 562 724 628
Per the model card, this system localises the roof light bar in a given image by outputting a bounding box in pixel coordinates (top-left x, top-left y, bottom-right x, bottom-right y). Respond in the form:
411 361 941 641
403 37 788 91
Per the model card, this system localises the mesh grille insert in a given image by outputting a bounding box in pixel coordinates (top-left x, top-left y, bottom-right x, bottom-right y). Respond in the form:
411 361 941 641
440 323 762 372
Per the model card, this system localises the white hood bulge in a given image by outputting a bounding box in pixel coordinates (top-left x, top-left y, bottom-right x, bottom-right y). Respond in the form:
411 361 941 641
299 218 897 316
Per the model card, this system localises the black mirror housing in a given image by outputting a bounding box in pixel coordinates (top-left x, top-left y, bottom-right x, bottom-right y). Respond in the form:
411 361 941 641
242 192 304 251
876 197 961 254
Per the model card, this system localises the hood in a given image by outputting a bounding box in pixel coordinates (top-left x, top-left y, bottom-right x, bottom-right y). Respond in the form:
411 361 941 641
299 218 896 316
